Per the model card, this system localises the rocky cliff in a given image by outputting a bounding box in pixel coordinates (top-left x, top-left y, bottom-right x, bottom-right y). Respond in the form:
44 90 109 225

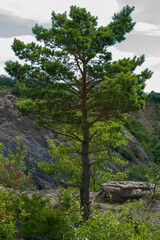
0 91 58 189
0 91 157 189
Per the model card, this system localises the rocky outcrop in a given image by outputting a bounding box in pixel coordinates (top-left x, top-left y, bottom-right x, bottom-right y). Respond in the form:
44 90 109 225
0 92 156 189
101 181 160 202
0 92 57 189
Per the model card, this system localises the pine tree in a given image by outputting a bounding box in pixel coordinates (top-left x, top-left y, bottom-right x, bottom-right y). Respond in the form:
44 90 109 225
5 5 152 219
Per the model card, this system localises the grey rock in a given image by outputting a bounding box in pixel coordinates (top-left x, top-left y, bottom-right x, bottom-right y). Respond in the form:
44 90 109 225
101 181 160 202
0 92 57 189
0 92 157 190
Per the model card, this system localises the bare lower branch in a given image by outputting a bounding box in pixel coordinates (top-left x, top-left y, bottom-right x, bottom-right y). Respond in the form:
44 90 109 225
73 76 82 85
90 157 112 166
60 77 81 97
56 179 80 188
89 130 98 142
65 88 81 97
86 79 104 94
74 54 83 75
89 148 108 154
66 130 83 143
44 126 82 142
88 103 113 128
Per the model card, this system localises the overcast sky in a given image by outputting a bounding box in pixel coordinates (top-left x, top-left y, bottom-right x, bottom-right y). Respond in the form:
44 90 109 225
0 0 160 93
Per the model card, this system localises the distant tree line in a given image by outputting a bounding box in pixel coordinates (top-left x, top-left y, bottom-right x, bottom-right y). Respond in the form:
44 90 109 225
146 91 160 103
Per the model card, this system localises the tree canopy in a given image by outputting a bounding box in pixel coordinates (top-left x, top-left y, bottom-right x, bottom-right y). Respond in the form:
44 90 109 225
5 5 152 219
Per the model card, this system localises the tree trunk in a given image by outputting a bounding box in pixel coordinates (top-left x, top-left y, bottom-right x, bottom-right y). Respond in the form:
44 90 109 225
80 128 91 220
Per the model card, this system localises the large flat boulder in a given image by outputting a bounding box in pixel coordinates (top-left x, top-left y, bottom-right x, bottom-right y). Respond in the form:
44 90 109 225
101 181 160 202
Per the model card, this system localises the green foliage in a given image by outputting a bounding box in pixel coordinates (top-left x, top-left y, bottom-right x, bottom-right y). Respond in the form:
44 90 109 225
146 91 160 103
0 189 15 239
119 148 135 161
127 164 160 183
0 75 16 90
124 117 160 164
58 191 160 240
73 209 159 239
0 136 34 191
38 121 128 191
5 5 152 131
15 193 72 240
0 140 73 240
5 5 152 218
0 75 25 97
1 183 160 239
132 147 140 158
0 188 73 240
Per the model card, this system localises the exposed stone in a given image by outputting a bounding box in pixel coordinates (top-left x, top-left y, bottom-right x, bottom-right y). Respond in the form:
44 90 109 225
101 181 160 202
0 92 57 189
0 92 157 190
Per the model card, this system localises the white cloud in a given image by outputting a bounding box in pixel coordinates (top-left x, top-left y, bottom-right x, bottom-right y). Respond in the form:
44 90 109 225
141 56 160 68
1 37 159 93
0 35 36 75
135 22 159 32
134 55 160 92
147 30 160 37
134 22 160 37
109 46 160 92
0 0 118 26
108 46 134 60
145 70 160 93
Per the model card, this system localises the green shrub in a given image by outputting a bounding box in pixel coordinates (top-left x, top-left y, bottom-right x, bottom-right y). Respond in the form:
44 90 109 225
0 189 72 240
0 136 34 191
15 194 72 240
1 186 159 240
126 164 160 182
56 187 160 240
146 91 160 103
0 188 16 239
120 148 134 161
124 117 160 164
73 202 160 240
132 147 140 158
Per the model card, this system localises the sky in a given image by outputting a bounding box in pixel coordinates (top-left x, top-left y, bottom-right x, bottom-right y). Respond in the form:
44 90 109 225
0 0 160 93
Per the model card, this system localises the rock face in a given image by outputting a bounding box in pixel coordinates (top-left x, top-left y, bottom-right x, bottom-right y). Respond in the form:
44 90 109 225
101 181 160 202
0 92 157 189
0 92 57 189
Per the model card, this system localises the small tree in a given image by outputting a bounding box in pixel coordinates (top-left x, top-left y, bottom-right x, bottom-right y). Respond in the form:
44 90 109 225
0 137 34 191
5 5 152 219
38 121 128 192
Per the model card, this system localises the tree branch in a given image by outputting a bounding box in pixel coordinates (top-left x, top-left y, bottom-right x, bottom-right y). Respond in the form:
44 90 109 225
88 103 113 128
60 77 81 97
65 88 81 97
90 157 112 166
89 148 108 155
56 179 80 188
66 130 83 143
86 79 104 94
89 130 98 142
44 126 83 142
73 76 82 85
74 54 83 75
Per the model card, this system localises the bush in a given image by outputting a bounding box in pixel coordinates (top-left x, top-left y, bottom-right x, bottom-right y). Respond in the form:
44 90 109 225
0 136 34 191
126 164 160 182
16 194 72 240
120 148 134 161
0 189 73 240
56 187 160 240
124 117 160 164
73 202 160 240
1 185 159 240
146 91 160 103
0 188 17 239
